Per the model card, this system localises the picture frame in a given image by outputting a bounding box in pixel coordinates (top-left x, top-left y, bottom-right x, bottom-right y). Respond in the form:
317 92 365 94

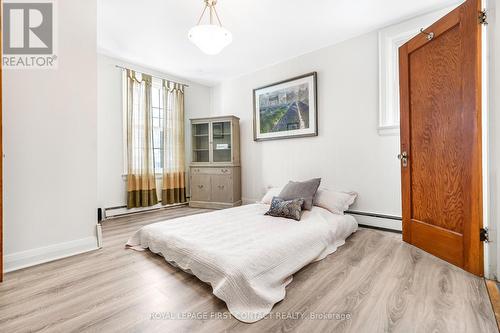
253 72 318 141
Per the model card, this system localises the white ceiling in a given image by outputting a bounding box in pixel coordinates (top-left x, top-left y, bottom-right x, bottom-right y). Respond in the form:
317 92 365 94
98 0 460 86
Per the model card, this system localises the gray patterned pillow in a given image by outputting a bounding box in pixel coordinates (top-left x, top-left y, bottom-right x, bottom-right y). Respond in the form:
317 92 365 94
265 197 304 221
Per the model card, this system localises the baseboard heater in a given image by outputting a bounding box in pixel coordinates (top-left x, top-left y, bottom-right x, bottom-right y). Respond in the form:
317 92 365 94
103 201 189 220
346 210 402 221
346 210 402 234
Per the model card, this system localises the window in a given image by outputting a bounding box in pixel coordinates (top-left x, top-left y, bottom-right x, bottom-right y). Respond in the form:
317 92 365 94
377 5 457 136
151 81 164 174
122 74 171 176
122 69 187 206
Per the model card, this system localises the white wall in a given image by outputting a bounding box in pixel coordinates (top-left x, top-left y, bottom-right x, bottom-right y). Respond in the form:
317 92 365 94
487 0 500 280
97 55 125 209
210 31 402 226
97 54 212 209
3 0 98 271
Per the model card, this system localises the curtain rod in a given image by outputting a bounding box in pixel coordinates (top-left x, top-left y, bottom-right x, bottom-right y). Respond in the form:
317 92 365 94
115 65 190 88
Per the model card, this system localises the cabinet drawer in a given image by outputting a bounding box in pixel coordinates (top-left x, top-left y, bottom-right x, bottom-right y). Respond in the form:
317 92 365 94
191 174 211 202
191 167 232 175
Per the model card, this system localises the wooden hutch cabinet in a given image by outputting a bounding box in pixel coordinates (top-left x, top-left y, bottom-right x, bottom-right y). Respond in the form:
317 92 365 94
189 116 241 209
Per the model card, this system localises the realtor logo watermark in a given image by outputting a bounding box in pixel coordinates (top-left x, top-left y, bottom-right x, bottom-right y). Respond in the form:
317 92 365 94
2 0 57 69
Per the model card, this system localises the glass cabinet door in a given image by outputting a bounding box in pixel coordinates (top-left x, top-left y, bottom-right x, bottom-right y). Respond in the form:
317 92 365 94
192 123 209 163
212 121 232 162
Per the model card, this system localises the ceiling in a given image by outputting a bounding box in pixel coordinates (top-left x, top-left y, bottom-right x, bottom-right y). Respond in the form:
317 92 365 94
98 0 460 86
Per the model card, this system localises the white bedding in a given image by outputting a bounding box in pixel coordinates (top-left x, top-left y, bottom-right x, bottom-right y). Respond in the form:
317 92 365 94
126 203 357 323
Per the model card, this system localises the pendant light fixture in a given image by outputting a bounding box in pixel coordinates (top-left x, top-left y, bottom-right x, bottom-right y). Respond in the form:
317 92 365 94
188 0 232 55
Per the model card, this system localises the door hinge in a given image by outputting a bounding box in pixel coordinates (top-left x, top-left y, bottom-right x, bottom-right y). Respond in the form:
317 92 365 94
480 227 489 242
479 10 488 25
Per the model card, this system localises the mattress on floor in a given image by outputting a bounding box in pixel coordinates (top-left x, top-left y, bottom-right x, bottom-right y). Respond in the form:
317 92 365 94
126 203 357 323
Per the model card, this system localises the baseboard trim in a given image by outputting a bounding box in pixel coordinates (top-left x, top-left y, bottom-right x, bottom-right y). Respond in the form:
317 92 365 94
358 223 403 234
242 197 259 205
189 200 242 209
4 236 99 273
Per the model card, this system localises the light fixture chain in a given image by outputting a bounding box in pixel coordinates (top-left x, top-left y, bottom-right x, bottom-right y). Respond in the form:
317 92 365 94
213 6 223 27
196 0 223 27
210 3 213 24
196 4 208 25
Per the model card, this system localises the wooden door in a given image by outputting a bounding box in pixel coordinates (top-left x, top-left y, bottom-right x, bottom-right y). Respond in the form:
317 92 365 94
399 0 483 275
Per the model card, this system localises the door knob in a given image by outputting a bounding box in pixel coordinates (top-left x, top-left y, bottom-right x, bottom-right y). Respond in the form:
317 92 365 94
398 151 408 167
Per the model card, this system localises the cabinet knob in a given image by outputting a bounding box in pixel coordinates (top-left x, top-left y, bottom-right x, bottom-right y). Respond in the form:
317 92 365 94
218 185 225 190
198 184 204 189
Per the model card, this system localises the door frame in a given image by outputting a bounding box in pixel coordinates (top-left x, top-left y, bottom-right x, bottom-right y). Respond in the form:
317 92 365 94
399 0 484 276
1 0 4 282
482 0 492 279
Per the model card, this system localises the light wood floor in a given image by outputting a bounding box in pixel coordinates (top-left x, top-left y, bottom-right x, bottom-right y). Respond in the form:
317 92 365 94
0 207 497 333
487 280 500 328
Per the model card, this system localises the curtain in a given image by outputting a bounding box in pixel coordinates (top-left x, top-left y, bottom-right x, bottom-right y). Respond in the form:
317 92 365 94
161 81 187 204
126 70 159 208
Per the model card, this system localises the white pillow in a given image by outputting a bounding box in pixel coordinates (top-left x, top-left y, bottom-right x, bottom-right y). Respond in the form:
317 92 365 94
260 187 282 205
313 189 357 215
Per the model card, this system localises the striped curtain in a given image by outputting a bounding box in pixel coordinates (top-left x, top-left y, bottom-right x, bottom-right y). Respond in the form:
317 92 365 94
126 70 159 208
161 81 186 204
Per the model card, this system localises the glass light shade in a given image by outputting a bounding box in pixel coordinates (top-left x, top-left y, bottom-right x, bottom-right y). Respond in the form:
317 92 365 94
188 24 232 55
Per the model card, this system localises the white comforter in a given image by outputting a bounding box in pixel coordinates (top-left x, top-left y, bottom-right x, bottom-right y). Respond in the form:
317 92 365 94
126 203 357 323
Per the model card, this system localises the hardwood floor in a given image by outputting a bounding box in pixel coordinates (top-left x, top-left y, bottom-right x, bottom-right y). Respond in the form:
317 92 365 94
0 207 497 332
486 280 500 329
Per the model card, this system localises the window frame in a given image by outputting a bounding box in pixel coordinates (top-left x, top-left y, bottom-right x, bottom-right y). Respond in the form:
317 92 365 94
151 79 165 175
377 5 457 136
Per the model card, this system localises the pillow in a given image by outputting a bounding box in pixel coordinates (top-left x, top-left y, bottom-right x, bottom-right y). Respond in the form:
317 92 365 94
278 178 321 210
313 189 357 215
260 187 282 205
265 197 304 221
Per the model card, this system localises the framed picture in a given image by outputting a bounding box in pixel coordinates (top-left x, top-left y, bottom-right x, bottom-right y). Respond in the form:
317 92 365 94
253 72 317 141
